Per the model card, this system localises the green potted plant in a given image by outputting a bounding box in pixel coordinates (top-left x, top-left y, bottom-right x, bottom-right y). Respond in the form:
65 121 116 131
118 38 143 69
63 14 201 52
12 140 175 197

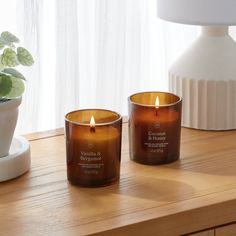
0 31 34 158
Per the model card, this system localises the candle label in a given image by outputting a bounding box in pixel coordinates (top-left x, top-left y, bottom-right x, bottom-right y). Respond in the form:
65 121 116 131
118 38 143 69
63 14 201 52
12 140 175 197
78 151 104 175
144 130 168 153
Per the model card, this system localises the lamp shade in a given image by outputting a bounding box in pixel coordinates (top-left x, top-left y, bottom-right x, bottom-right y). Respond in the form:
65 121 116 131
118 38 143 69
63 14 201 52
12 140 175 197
157 0 236 25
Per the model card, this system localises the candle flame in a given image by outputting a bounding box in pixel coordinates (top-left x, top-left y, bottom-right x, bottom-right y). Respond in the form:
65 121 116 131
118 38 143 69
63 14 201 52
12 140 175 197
155 96 160 109
90 116 95 128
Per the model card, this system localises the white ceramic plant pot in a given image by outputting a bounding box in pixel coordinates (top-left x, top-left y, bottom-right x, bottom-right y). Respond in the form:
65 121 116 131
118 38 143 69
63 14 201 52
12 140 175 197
0 97 22 157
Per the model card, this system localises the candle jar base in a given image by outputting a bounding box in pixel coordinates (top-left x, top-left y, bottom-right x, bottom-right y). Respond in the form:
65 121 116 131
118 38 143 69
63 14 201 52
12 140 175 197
68 175 120 187
130 154 179 165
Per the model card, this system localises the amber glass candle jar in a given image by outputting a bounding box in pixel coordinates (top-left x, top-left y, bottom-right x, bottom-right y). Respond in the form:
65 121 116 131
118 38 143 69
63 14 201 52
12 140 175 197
65 109 122 187
128 92 182 165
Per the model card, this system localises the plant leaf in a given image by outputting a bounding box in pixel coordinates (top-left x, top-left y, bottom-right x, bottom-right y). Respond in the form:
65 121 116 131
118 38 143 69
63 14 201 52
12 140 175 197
0 41 4 49
1 48 19 67
17 47 34 66
1 31 19 43
0 55 5 70
4 76 24 99
0 37 15 47
2 68 26 80
0 75 12 96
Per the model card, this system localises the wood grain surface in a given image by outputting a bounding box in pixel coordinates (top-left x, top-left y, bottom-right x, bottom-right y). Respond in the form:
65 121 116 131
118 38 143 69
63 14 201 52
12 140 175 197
189 229 214 236
215 223 236 236
1 121 236 235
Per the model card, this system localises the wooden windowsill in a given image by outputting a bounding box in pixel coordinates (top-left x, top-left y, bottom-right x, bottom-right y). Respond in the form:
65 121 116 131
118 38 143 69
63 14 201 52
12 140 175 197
1 121 236 235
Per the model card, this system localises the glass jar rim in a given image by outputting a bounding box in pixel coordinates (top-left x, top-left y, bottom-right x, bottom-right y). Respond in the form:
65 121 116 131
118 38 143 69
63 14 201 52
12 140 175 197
128 91 182 107
65 108 122 126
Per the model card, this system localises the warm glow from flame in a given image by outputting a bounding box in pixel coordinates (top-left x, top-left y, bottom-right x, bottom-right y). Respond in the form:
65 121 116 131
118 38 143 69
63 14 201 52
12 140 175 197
155 96 160 109
90 116 95 128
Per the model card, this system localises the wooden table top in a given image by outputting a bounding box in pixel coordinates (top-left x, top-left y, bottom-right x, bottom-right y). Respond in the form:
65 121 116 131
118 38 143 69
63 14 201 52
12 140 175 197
1 121 236 236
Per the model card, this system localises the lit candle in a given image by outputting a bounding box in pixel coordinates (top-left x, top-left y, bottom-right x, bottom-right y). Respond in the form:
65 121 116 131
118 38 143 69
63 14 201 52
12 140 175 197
128 92 182 165
65 109 122 187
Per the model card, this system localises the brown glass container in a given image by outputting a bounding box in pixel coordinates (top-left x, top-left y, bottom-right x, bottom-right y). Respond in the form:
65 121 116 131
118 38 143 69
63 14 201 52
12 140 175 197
65 109 122 187
128 92 182 165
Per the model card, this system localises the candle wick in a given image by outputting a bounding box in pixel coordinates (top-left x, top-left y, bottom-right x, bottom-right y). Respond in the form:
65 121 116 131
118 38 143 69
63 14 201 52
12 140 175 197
90 127 96 133
155 108 158 116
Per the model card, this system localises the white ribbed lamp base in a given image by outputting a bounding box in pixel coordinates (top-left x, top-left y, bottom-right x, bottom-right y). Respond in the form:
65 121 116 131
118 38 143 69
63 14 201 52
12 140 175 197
169 26 236 130
170 75 236 130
